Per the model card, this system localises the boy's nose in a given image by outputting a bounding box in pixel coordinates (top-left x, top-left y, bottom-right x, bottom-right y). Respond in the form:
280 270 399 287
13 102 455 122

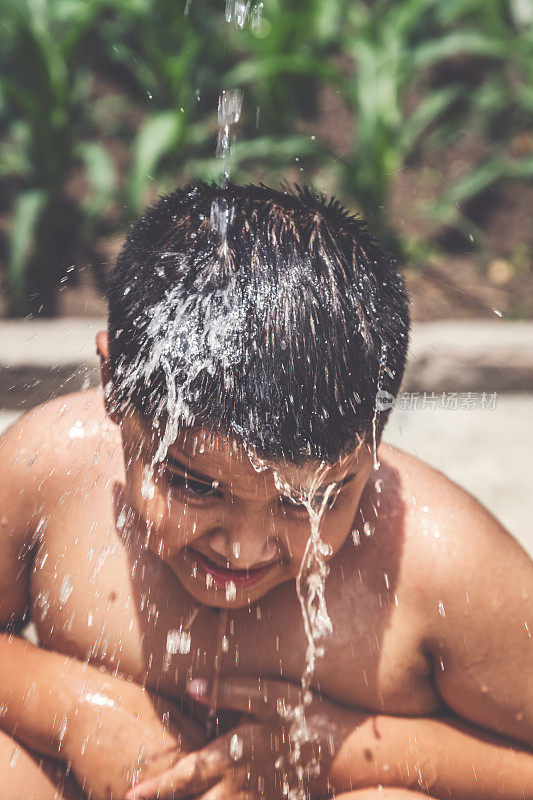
207 527 280 569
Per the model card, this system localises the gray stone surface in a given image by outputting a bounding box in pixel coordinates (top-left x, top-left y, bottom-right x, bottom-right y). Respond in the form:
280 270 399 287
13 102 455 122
1 395 531 557
404 320 533 392
0 317 105 367
385 394 532 556
0 318 104 409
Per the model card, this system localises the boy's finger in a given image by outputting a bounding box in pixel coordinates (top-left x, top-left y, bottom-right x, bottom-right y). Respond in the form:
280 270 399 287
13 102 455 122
199 777 252 800
188 676 302 720
125 747 224 800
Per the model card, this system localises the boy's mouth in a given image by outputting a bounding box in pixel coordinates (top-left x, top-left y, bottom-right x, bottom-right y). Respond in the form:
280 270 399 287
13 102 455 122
190 549 278 589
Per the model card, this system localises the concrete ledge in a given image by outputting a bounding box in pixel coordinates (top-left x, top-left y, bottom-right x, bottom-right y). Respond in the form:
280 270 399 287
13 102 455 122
0 318 104 409
404 320 533 393
0 317 532 410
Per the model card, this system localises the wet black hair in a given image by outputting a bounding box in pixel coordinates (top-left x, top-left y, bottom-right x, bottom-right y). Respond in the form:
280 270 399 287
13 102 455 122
107 183 410 463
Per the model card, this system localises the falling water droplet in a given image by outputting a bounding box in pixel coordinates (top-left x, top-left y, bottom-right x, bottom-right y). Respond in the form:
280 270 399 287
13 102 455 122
57 714 68 749
59 575 73 604
229 733 244 761
438 601 446 617
9 748 20 768
225 580 237 602
166 629 192 655
250 1 263 33
141 466 155 500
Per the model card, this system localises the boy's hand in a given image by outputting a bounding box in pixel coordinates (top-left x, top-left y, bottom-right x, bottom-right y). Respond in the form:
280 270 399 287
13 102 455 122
63 677 205 800
125 677 362 800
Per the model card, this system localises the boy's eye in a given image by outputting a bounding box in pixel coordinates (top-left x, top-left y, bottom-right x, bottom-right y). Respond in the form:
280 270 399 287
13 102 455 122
280 495 307 512
165 471 219 497
280 491 339 512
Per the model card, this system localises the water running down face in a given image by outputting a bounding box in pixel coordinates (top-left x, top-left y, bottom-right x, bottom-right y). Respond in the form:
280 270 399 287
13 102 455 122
119 413 374 609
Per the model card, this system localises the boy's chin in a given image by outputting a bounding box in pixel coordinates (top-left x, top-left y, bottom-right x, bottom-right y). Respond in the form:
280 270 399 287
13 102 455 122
166 555 288 610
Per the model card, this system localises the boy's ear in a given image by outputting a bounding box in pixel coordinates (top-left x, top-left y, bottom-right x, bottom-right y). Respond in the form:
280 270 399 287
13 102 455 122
96 331 120 425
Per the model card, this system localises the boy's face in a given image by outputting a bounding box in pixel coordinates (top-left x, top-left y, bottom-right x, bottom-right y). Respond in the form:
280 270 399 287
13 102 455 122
119 414 373 609
97 330 373 609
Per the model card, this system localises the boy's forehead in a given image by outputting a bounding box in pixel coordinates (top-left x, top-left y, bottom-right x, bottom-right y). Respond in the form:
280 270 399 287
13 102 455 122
125 411 370 490
165 426 369 491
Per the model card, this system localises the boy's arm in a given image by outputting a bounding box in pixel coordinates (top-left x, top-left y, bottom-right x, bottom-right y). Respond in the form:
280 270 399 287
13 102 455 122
125 676 533 800
417 484 533 747
0 415 197 798
0 416 150 755
0 415 109 756
331 708 533 800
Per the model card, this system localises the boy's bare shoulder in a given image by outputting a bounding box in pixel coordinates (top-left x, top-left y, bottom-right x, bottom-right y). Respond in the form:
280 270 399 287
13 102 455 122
379 440 531 630
1 388 121 502
378 447 532 745
380 440 519 550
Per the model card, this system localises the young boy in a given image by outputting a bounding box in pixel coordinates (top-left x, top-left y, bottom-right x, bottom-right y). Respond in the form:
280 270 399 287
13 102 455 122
0 184 531 800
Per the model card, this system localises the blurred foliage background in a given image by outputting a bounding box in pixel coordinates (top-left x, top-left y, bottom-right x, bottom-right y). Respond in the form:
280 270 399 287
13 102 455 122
0 0 532 316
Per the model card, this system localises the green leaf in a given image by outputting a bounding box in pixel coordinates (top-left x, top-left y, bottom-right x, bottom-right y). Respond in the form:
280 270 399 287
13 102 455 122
128 110 184 213
412 31 507 69
76 140 116 218
434 155 533 223
7 189 46 299
225 54 337 86
231 135 317 162
399 86 461 155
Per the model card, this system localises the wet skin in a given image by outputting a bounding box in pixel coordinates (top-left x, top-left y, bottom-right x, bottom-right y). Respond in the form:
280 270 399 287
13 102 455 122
0 386 532 799
28 394 438 716
26 394 432 714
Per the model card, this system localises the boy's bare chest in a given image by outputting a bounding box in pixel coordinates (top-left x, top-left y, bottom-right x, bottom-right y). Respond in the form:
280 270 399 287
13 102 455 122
30 491 439 717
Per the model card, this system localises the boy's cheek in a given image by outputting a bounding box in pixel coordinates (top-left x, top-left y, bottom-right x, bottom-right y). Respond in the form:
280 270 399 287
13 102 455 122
320 505 359 553
144 504 202 557
119 473 196 555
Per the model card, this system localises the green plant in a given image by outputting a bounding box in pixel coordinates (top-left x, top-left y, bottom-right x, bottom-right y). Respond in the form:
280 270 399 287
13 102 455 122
2 0 532 315
331 0 531 243
0 0 116 315
94 0 340 213
429 0 533 233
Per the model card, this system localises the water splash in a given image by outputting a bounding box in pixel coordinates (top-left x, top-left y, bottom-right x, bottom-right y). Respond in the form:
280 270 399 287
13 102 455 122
225 0 264 30
281 479 337 799
211 0 263 236
241 451 347 799
215 89 243 189
371 342 388 470
116 274 249 488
